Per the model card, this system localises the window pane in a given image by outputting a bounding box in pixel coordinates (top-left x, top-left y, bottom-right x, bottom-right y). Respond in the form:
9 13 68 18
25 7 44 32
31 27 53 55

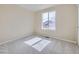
49 11 56 30
42 12 48 19
42 19 49 28
49 11 56 21
42 12 49 29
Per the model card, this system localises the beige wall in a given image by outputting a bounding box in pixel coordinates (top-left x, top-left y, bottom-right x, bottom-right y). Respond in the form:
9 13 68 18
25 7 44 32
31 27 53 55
35 4 78 43
0 5 35 43
0 4 77 44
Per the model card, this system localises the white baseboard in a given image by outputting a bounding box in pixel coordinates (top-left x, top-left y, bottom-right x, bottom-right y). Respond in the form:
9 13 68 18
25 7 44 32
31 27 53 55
0 33 77 46
53 37 77 44
35 34 77 44
0 33 33 45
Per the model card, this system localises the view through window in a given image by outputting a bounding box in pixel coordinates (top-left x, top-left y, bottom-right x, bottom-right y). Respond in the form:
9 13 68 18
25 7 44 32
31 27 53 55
42 11 56 30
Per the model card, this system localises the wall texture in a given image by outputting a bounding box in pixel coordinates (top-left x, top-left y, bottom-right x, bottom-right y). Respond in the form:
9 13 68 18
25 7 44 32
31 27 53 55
0 5 35 43
35 4 78 43
0 4 77 44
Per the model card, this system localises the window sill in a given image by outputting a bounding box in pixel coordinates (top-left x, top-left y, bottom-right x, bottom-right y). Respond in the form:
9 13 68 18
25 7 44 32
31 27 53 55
41 28 56 31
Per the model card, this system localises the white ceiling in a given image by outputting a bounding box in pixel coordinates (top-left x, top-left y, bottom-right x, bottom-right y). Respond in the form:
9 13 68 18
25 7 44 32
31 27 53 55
18 4 56 11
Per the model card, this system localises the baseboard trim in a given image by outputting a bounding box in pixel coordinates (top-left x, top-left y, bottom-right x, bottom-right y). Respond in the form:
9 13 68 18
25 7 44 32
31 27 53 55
0 33 76 45
53 37 77 44
35 34 77 44
0 33 33 45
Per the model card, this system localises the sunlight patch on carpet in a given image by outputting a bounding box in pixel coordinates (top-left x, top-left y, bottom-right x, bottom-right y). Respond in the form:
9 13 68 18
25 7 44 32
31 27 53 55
32 39 51 51
24 37 51 52
24 37 42 46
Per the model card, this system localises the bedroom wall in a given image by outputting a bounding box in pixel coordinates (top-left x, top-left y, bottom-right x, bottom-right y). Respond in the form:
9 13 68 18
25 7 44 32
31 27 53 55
35 4 78 43
0 5 35 43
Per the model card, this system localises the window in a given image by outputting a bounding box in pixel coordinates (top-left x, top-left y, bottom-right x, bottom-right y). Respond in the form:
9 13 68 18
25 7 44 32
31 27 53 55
41 11 56 30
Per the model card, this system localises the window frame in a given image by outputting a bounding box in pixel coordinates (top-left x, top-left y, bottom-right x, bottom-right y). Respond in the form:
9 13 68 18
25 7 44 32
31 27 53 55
41 11 56 31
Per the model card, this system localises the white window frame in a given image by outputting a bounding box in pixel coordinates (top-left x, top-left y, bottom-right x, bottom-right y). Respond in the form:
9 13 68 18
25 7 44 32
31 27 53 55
41 11 56 30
